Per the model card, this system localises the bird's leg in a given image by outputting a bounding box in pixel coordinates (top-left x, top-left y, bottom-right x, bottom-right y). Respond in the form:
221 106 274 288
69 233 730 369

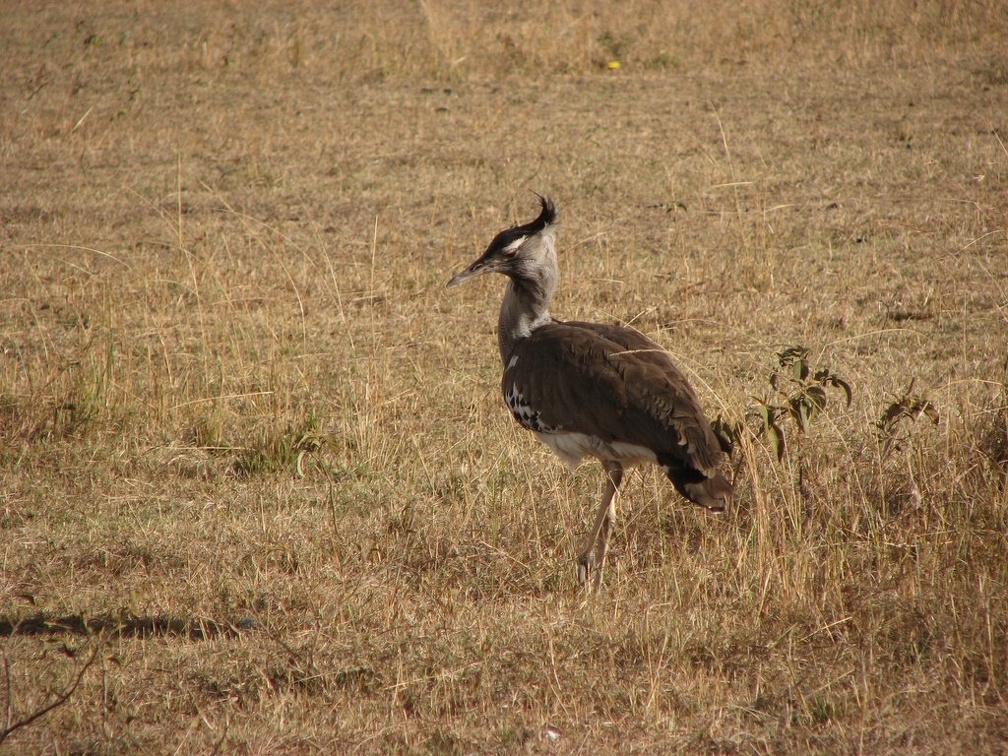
576 462 623 589
592 463 623 588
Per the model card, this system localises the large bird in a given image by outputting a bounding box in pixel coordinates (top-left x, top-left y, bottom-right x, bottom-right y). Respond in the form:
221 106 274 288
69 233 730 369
448 196 731 588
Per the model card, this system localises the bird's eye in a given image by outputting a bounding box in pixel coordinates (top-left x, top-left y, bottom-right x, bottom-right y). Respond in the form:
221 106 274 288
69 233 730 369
501 237 524 258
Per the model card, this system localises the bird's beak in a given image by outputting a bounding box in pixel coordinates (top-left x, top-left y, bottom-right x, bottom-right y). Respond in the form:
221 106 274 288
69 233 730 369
446 257 489 288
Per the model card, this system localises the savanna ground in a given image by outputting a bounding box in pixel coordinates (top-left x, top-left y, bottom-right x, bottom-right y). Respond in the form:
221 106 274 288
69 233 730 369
2 1 1008 753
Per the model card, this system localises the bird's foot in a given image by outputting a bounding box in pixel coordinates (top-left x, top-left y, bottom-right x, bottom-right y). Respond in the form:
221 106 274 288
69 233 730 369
576 553 604 591
576 553 592 588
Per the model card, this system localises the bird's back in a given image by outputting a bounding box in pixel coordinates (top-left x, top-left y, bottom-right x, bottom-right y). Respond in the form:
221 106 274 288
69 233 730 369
502 320 725 481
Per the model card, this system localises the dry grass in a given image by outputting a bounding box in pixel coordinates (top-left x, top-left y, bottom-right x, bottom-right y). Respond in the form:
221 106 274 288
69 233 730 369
2 1 1007 753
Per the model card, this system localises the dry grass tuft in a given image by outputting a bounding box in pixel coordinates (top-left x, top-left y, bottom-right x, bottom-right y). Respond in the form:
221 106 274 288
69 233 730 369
2 0 1007 752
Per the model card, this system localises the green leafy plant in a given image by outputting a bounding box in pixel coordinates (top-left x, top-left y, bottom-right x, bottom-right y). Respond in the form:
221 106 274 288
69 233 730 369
876 379 940 459
233 410 329 477
714 346 853 463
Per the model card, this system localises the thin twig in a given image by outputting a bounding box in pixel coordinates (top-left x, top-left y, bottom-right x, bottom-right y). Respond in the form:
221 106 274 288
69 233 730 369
0 644 100 745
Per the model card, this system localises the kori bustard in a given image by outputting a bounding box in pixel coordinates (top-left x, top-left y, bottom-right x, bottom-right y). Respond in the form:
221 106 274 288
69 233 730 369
448 196 731 588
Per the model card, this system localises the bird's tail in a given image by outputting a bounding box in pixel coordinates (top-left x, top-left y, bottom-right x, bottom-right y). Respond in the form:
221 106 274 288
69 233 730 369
662 462 732 512
680 472 731 512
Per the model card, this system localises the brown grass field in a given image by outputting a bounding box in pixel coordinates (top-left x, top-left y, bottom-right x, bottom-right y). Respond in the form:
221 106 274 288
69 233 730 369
2 1 1008 753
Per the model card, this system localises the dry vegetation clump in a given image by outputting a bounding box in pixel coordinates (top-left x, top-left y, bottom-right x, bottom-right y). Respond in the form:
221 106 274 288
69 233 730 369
2 0 1008 752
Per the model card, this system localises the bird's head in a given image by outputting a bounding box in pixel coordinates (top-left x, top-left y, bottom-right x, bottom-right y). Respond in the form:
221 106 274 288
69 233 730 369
447 195 558 288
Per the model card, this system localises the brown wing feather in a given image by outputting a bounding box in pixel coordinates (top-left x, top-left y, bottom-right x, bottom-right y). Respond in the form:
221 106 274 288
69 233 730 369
502 320 723 476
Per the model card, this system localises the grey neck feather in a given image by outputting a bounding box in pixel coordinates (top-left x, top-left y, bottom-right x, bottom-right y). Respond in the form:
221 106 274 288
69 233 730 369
497 230 558 364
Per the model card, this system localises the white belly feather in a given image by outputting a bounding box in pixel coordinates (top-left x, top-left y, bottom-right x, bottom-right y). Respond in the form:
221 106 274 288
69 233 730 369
536 431 658 471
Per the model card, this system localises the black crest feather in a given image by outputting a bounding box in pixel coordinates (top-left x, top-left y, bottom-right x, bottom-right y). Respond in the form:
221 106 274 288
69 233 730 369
484 195 557 255
521 194 556 233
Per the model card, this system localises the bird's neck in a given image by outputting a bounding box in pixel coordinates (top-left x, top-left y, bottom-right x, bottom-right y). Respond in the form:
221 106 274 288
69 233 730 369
498 274 554 364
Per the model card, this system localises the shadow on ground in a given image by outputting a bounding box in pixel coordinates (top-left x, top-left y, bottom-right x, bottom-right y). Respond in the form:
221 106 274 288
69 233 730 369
0 612 256 640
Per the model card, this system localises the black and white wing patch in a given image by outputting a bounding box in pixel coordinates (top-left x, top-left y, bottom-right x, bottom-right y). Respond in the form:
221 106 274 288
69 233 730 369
504 358 559 433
